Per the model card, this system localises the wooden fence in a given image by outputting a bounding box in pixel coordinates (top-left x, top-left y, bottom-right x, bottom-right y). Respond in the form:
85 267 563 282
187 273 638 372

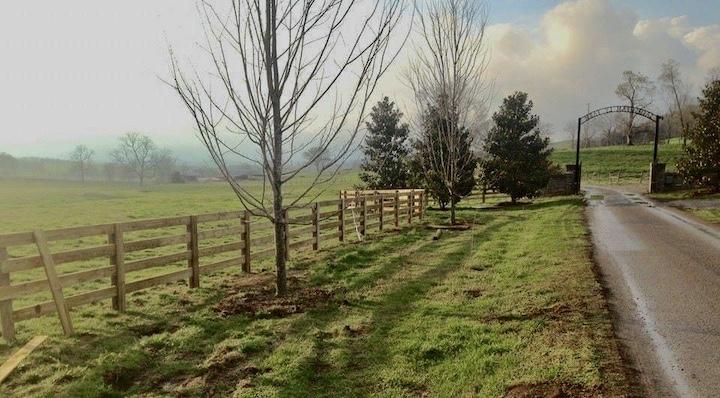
0 190 425 342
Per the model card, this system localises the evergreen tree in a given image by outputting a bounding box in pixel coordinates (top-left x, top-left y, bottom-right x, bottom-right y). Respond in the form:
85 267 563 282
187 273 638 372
482 92 552 202
678 80 720 190
360 97 409 189
413 94 476 223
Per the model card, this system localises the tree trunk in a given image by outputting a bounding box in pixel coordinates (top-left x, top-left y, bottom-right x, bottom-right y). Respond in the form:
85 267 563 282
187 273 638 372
273 199 287 296
626 113 635 146
267 0 287 297
450 201 456 225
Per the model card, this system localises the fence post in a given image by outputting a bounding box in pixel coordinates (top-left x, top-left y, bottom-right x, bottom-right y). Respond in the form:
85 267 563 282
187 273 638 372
377 192 384 231
0 246 15 343
312 203 320 250
424 190 429 216
242 211 251 273
418 191 424 220
110 224 126 312
409 190 414 224
283 208 290 260
361 197 367 237
338 197 345 242
394 190 400 228
188 216 200 288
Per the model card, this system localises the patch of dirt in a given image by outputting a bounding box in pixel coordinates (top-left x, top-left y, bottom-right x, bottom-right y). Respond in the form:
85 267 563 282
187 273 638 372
505 382 598 398
128 322 178 337
481 303 573 323
341 324 369 338
464 289 483 298
77 332 98 344
169 347 272 397
214 276 335 318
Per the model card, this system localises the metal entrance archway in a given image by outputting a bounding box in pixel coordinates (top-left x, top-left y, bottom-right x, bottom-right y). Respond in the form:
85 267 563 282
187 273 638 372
573 106 663 192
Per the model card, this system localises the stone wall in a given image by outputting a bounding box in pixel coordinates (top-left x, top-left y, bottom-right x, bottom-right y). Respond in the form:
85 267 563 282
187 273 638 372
543 168 577 196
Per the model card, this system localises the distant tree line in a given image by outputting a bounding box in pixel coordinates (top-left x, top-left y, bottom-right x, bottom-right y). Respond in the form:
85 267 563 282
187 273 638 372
0 133 222 184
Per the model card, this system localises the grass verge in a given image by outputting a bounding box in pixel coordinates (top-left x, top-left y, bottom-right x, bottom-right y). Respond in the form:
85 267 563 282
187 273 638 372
649 190 720 224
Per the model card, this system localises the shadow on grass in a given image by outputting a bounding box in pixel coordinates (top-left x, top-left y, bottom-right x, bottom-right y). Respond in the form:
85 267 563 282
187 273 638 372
21 217 522 397
467 197 581 213
267 219 515 397
50 225 436 396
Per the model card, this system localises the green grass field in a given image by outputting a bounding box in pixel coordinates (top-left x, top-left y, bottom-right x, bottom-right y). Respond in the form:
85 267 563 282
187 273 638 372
552 141 684 185
0 173 361 233
0 178 634 397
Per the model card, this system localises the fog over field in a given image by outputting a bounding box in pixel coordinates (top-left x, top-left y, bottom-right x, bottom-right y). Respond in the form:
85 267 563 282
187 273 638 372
2 0 719 160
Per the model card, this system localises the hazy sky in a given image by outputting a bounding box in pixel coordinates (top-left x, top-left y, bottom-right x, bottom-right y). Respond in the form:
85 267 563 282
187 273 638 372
1 0 719 159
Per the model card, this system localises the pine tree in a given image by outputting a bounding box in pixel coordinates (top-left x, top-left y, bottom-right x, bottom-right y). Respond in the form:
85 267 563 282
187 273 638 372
481 92 553 202
412 94 476 223
678 80 720 190
359 97 410 189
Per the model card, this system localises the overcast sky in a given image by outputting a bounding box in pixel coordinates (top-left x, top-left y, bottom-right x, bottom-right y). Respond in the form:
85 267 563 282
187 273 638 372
1 0 719 159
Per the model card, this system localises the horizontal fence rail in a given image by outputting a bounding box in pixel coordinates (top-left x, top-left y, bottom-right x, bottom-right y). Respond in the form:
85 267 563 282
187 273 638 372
0 189 425 342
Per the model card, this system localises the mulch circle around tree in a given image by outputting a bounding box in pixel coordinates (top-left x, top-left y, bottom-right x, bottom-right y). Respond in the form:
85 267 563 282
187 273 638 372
214 276 335 318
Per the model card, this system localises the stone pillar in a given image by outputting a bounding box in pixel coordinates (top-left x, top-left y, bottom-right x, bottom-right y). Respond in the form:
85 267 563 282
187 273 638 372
649 163 666 193
566 164 581 194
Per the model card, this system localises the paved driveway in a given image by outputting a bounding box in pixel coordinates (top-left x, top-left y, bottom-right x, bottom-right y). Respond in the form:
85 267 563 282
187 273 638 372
587 186 720 397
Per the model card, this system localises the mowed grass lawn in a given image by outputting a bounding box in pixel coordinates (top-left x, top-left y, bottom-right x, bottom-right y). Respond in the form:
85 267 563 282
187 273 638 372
0 178 634 397
552 141 684 185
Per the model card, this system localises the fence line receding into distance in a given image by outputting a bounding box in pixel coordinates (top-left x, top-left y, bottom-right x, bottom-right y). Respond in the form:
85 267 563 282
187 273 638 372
0 189 426 342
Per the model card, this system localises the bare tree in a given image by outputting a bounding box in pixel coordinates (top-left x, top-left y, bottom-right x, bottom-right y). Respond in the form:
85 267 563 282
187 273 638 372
593 115 621 146
581 123 596 148
659 59 692 146
69 145 94 183
111 133 158 186
615 70 655 145
303 145 332 173
169 0 408 295
563 121 577 149
405 0 491 224
537 122 554 141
